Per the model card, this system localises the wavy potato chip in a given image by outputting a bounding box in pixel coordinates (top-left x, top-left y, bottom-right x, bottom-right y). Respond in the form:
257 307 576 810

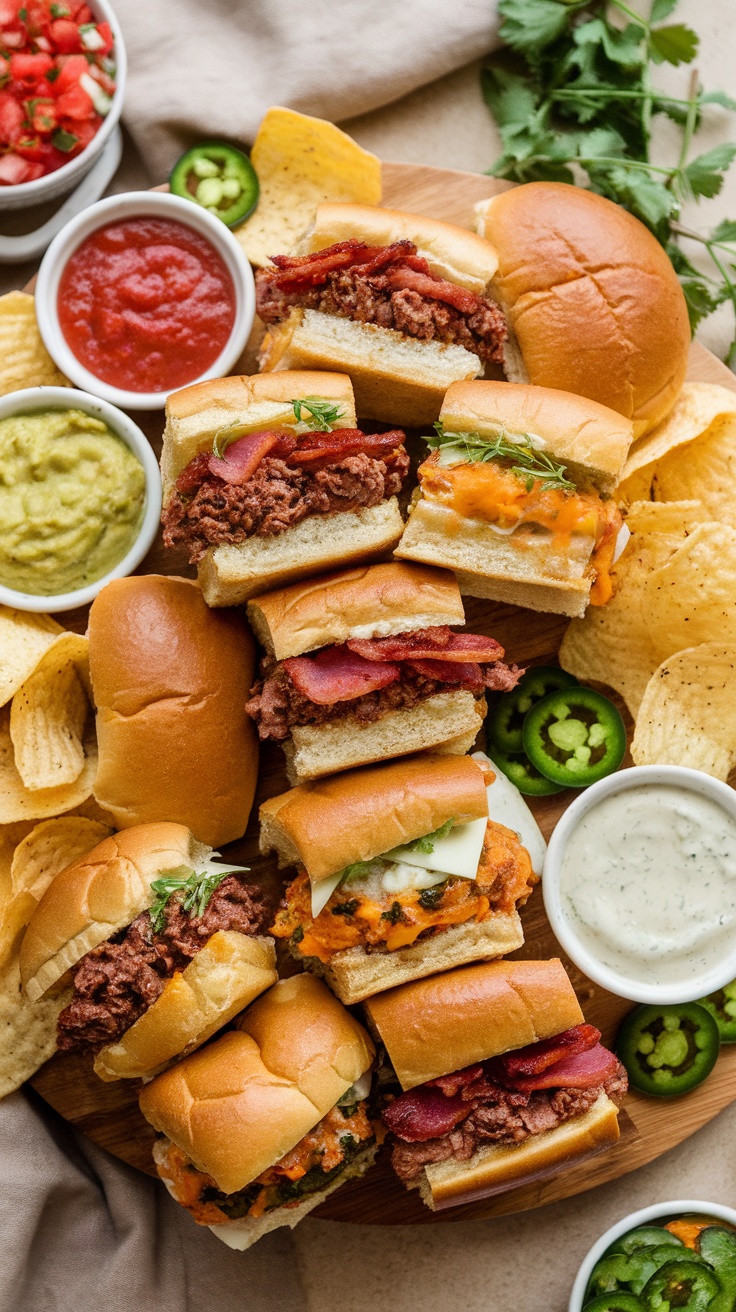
0 291 69 395
0 606 63 708
0 707 97 823
632 644 736 780
236 106 381 266
11 815 112 901
10 634 90 790
621 382 736 484
644 523 736 662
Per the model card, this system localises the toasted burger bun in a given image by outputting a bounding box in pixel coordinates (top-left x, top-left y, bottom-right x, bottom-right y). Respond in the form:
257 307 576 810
364 958 584 1090
415 1092 620 1210
258 203 501 427
89 576 258 847
139 974 375 1196
247 561 465 661
476 184 690 439
259 752 489 883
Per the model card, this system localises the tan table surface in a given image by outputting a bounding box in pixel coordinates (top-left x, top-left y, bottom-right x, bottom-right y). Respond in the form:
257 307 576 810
4 6 734 1307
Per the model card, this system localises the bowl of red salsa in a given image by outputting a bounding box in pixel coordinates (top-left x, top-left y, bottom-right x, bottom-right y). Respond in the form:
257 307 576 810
34 189 255 408
0 0 125 203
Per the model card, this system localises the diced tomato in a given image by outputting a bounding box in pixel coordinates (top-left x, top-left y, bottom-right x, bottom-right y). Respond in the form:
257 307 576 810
63 114 96 147
55 81 92 119
10 52 54 83
52 54 87 92
0 91 23 144
27 99 57 133
49 18 82 52
0 0 18 24
83 63 114 95
0 152 42 183
76 4 92 19
1 28 27 48
93 20 113 54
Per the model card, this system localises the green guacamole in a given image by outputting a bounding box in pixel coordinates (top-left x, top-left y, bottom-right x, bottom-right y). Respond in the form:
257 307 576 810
0 409 146 596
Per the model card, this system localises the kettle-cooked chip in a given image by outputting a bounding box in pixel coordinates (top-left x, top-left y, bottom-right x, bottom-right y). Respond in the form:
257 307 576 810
0 291 69 396
9 634 90 790
632 644 736 780
0 707 97 824
0 606 63 709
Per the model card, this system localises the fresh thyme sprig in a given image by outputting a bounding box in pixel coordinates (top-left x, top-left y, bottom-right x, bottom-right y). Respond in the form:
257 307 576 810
428 421 576 493
291 397 345 431
148 860 248 933
481 0 736 362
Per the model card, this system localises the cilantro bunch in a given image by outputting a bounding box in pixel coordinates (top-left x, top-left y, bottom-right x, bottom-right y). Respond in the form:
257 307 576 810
482 0 736 363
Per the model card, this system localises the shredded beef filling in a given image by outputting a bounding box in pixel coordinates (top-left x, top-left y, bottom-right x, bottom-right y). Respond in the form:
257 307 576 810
162 448 409 564
57 875 267 1054
390 1063 628 1183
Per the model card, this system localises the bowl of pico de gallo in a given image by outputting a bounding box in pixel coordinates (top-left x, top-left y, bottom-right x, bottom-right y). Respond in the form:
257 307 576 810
0 0 125 206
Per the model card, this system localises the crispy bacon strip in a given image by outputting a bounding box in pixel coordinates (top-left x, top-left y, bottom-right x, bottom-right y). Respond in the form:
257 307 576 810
385 265 480 314
505 1044 619 1093
382 1088 470 1143
347 631 506 664
497 1025 601 1080
284 645 400 704
207 431 284 485
285 429 406 469
406 658 485 691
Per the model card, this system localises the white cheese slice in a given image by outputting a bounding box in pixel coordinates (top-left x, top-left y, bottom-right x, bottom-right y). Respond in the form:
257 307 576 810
311 869 345 918
473 750 546 874
383 815 488 880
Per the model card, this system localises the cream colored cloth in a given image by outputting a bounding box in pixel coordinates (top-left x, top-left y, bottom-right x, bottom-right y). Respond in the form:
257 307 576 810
113 0 500 180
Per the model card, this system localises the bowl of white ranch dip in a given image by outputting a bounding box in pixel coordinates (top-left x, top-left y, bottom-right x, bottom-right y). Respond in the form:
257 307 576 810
543 766 736 1005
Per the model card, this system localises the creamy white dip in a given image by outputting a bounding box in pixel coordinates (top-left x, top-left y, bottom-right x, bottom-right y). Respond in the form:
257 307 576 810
559 784 736 987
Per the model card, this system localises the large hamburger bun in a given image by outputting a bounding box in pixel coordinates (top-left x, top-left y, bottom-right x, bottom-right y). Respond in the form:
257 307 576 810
89 576 258 847
259 752 489 883
139 974 375 1196
364 958 584 1089
247 561 465 661
476 183 690 439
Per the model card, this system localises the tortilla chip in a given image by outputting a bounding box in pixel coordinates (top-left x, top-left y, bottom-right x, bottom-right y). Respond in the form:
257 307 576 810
0 291 69 395
623 500 708 536
0 958 67 1098
0 606 63 708
236 106 382 266
632 644 736 780
644 523 736 662
620 383 736 511
9 634 90 790
0 707 97 823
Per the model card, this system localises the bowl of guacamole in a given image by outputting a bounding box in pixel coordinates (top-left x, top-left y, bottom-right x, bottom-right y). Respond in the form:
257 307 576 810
0 387 161 612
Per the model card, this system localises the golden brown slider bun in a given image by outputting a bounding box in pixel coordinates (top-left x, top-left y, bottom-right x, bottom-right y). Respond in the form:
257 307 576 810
259 752 489 883
364 958 584 1090
415 1092 620 1211
258 204 500 427
247 561 465 661
475 184 690 439
89 576 258 847
139 974 375 1196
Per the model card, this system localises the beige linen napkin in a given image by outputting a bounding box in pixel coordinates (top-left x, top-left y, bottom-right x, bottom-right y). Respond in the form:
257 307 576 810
113 0 499 180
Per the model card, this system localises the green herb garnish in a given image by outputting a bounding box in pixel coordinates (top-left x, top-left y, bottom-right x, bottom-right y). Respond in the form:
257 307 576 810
381 901 403 925
50 3 70 14
428 421 575 493
418 886 446 911
46 66 60 82
52 128 78 152
148 860 247 933
341 860 375 881
291 924 305 944
482 0 736 363
408 817 455 854
331 899 359 917
291 396 344 431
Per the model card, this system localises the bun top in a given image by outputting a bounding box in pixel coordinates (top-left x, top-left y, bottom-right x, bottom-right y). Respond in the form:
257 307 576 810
259 753 489 883
247 561 465 660
161 371 356 493
304 203 499 294
440 379 634 493
476 184 690 440
89 576 258 849
139 974 374 1195
20 822 203 1002
364 958 584 1089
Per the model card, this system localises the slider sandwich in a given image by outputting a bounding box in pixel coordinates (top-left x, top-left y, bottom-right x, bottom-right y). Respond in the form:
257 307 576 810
160 370 407 606
245 561 521 783
396 380 632 618
139 975 377 1249
20 824 277 1081
255 204 505 426
262 753 537 1003
365 959 627 1210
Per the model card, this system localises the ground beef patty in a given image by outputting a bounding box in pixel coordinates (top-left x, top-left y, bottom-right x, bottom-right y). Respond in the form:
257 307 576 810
390 1064 628 1183
162 449 409 564
57 875 267 1053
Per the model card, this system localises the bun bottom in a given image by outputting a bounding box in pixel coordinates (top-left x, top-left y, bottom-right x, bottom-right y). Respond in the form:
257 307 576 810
412 1093 620 1211
94 933 277 1082
198 500 404 607
396 500 593 618
207 1142 379 1250
259 308 482 427
301 912 523 1005
282 691 485 785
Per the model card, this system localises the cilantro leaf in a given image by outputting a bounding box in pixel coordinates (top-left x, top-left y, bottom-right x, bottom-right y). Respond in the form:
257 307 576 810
498 0 571 59
682 143 736 199
701 90 736 112
574 18 645 69
649 23 699 66
650 0 679 20
709 219 736 245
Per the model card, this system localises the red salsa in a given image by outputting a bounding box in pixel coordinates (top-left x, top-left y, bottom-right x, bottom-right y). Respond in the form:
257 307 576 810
57 216 237 393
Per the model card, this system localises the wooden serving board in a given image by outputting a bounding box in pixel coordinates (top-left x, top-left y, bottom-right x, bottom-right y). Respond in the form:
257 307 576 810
29 161 736 1226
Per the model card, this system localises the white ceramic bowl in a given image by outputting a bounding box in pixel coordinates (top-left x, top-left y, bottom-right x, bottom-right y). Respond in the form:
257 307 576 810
543 764 736 1005
0 386 161 613
569 1199 736 1311
34 190 255 409
0 0 126 211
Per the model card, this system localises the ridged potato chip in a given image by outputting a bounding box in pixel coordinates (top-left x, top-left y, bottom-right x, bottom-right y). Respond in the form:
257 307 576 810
0 707 97 823
632 644 736 780
620 383 736 519
236 106 381 266
644 523 736 662
0 291 69 395
11 815 112 902
0 606 62 708
9 634 90 790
